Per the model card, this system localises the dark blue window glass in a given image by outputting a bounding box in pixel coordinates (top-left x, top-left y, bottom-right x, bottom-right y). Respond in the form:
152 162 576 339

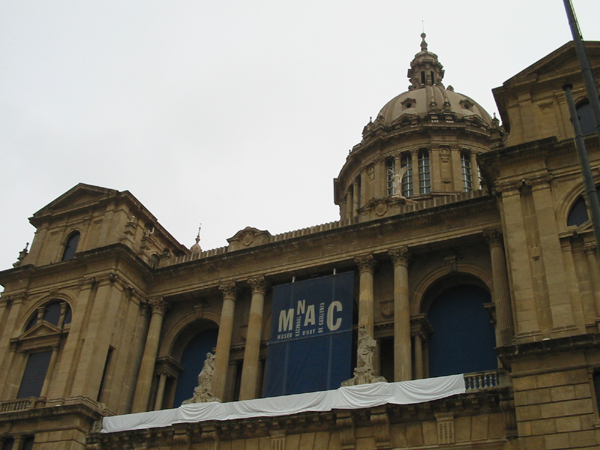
61 232 80 261
577 101 596 136
173 329 219 407
43 302 61 327
567 196 589 227
17 351 52 398
21 437 34 450
428 285 496 377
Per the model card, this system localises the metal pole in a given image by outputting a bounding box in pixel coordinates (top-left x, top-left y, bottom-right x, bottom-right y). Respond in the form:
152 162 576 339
563 0 600 145
563 84 600 254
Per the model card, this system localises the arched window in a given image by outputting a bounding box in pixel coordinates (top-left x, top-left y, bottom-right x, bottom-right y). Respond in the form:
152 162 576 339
173 328 219 407
25 301 72 331
61 231 80 261
401 153 413 198
567 195 589 227
418 150 431 194
461 152 473 191
577 100 596 136
428 285 496 377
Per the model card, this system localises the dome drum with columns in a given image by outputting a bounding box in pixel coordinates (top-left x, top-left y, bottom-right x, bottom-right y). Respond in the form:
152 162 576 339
334 34 504 223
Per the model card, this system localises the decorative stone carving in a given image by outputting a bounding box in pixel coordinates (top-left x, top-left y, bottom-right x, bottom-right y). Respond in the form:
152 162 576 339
149 297 170 316
355 254 377 274
227 226 273 251
248 276 269 295
182 353 221 404
389 246 411 267
219 281 240 300
13 242 29 267
342 327 386 386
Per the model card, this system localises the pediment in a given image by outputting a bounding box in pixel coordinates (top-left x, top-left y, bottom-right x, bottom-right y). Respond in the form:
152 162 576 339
505 41 600 83
32 183 118 218
20 321 61 339
575 220 593 234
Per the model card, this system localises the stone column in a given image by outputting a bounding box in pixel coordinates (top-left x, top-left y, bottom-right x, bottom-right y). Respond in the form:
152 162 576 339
470 151 481 191
37 344 60 406
584 244 600 330
411 150 420 196
352 180 360 217
389 247 411 381
484 230 514 346
213 282 240 401
154 371 168 411
132 297 169 413
375 158 386 198
413 334 424 379
346 189 354 221
239 276 268 400
355 254 377 338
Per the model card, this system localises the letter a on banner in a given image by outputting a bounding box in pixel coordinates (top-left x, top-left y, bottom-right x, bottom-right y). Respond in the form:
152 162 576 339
263 271 354 397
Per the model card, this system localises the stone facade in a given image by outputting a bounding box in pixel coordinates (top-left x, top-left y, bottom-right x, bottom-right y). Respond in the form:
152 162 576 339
0 39 599 449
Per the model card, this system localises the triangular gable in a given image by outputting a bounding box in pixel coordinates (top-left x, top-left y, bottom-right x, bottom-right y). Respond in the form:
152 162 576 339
31 183 118 219
502 41 600 85
20 322 62 339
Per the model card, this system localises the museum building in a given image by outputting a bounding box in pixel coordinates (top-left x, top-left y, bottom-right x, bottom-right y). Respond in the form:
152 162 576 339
0 36 600 449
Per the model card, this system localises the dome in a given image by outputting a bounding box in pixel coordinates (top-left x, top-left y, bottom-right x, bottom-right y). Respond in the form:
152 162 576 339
376 33 492 127
378 86 492 126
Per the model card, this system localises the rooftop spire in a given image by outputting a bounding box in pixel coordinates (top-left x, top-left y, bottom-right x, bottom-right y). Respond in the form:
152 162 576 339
407 33 445 90
190 224 202 253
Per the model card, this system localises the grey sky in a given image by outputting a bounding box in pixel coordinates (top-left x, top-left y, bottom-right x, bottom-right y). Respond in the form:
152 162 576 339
1 1 599 273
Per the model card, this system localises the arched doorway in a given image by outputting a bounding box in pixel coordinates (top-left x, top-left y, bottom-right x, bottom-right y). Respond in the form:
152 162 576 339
173 328 219 406
427 284 496 377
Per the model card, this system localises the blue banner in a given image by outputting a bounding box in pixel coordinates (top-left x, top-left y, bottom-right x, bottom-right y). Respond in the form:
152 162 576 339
263 271 354 397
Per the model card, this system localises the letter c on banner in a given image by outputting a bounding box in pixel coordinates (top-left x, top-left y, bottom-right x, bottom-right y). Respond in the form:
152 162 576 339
327 301 342 331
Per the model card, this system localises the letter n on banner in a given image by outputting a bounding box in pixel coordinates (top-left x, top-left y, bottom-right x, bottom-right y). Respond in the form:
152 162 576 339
263 271 354 397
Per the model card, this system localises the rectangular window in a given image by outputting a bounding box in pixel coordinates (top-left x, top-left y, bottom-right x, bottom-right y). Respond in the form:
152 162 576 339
2 438 14 450
21 437 34 450
401 153 413 198
18 351 52 398
386 159 395 195
593 370 600 415
461 152 473 192
418 150 431 194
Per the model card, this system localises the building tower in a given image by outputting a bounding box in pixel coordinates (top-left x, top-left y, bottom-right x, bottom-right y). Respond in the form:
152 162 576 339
335 34 502 223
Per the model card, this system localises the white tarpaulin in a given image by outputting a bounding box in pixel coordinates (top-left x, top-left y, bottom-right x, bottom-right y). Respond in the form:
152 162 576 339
102 374 465 433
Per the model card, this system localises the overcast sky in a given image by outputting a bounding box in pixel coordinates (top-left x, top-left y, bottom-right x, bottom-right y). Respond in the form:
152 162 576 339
1 1 599 274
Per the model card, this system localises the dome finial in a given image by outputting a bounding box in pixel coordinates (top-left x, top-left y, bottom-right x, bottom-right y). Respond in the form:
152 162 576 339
190 224 202 253
420 32 427 52
195 224 201 245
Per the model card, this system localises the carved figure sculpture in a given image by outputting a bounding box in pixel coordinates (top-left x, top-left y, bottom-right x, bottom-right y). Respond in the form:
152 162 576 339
182 352 221 404
392 165 409 198
342 326 387 387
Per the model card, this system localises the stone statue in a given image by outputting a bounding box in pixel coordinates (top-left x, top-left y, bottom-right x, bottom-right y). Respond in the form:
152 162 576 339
392 166 409 199
182 353 221 404
342 327 387 387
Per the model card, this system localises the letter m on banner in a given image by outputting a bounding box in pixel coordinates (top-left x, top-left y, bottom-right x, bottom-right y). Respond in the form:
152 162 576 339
263 271 354 397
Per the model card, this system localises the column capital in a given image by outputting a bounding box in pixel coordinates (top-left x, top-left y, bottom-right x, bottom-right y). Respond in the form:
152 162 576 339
584 243 597 255
219 281 241 299
389 246 411 266
355 254 377 273
247 276 269 295
483 229 504 247
149 297 170 315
